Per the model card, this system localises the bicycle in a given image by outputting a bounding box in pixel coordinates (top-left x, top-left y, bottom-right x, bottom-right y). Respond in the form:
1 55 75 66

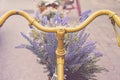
0 10 120 80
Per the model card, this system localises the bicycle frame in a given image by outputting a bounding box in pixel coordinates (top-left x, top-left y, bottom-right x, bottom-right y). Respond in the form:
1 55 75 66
0 10 120 80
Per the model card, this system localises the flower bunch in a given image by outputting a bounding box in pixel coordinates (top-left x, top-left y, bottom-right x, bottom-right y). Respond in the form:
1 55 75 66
34 10 69 27
16 10 107 80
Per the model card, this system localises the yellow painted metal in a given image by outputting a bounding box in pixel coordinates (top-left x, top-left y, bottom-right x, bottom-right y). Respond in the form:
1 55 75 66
65 10 120 32
0 10 120 80
0 10 57 32
56 28 66 80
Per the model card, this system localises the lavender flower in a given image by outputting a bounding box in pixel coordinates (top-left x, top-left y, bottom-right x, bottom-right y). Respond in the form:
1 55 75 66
34 11 70 27
15 44 32 49
17 10 106 80
77 29 85 37
94 50 103 57
29 24 34 29
80 10 92 22
34 11 41 20
20 32 33 45
42 16 48 26
52 12 62 24
80 41 96 54
61 16 69 26
17 29 105 80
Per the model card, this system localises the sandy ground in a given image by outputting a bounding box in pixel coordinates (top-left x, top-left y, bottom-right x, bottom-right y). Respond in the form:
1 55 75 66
0 0 47 80
80 0 120 80
0 0 120 80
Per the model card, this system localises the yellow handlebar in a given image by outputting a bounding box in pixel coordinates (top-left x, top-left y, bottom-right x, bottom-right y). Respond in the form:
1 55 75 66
66 10 120 32
0 10 57 32
0 10 120 80
0 10 120 33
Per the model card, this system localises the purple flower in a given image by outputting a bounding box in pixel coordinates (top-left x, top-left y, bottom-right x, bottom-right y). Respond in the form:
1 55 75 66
32 40 42 49
81 56 91 64
52 12 62 24
80 41 96 53
80 10 91 22
61 16 69 26
29 25 33 29
17 9 105 80
42 16 48 26
15 44 30 48
77 29 85 37
45 44 55 55
34 11 41 20
20 32 33 45
94 50 103 57
78 33 90 45
45 33 57 65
